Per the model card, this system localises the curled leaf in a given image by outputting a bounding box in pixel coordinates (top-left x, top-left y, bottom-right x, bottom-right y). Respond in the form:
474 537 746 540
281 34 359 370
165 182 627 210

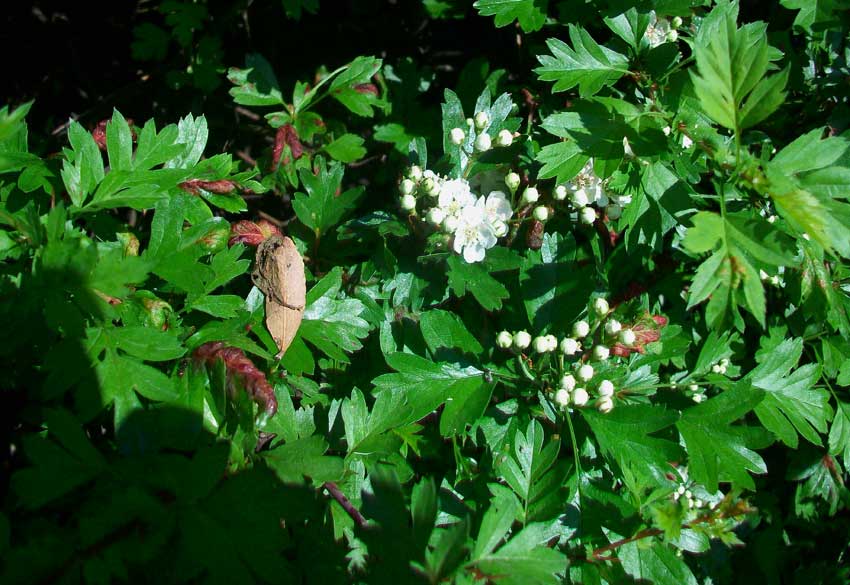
251 235 306 358
193 342 277 416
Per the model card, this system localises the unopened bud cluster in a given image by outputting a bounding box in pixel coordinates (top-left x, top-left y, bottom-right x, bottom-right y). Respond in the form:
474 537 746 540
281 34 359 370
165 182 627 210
449 110 516 155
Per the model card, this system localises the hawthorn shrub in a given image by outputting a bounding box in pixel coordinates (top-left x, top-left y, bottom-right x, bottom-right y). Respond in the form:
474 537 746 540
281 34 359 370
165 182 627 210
2 1 850 584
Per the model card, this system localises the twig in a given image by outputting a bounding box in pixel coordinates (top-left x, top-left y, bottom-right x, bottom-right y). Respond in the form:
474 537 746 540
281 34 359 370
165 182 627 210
235 106 261 121
323 481 367 528
236 149 257 167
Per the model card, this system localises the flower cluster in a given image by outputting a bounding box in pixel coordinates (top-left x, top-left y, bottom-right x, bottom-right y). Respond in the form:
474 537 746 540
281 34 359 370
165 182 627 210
552 159 629 224
645 12 680 47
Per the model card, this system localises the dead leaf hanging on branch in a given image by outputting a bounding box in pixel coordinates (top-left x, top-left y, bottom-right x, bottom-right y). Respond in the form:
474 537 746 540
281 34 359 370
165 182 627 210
251 235 306 359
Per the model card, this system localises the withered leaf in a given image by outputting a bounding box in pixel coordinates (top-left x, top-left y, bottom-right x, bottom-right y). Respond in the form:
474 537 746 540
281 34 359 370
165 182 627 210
251 235 306 359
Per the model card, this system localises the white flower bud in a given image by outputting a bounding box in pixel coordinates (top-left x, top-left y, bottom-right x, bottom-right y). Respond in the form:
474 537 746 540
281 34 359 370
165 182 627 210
579 206 597 225
672 16 683 28
492 219 508 237
571 189 590 207
598 379 614 397
443 215 459 233
399 179 416 196
597 396 614 413
505 172 521 192
572 387 589 406
496 330 513 349
606 204 622 220
407 165 423 181
450 127 465 145
560 374 577 391
466 117 474 127
677 485 686 495
474 111 489 130
692 393 705 403
687 384 699 392
663 126 672 136
400 194 417 211
533 335 551 353
474 133 492 152
513 330 531 350
572 320 590 338
522 186 539 204
554 185 568 201
623 136 635 158
577 363 594 382
560 337 581 355
554 388 570 407
684 490 692 499
545 335 559 352
767 214 777 223
593 345 610 361
496 129 514 147
426 207 446 226
533 206 549 222
666 30 679 42
682 135 694 149
421 177 440 197
711 364 723 374
593 297 610 316
604 319 621 336
619 329 636 345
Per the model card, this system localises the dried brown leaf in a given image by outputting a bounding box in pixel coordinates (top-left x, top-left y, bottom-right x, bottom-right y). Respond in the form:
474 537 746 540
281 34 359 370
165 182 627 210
251 235 306 359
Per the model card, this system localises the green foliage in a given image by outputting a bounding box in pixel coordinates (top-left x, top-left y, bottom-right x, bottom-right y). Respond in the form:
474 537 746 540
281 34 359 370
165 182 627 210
4 1 850 583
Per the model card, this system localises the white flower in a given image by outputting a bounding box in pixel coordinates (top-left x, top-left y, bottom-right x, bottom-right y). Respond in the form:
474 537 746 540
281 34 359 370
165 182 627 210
597 396 614 413
492 220 508 237
438 179 476 227
533 206 549 222
474 111 489 130
604 319 621 336
496 331 513 349
572 387 589 406
682 134 694 149
483 191 513 225
577 363 594 382
400 179 416 196
444 215 459 232
522 186 539 204
572 320 590 338
450 127 465 145
496 129 514 147
400 194 417 211
568 159 607 206
593 297 610 316
560 337 581 355
593 345 610 361
560 374 576 391
474 133 492 152
505 172 521 192
598 379 614 397
662 126 672 136
619 329 636 345
579 206 597 225
606 204 622 220
554 388 570 407
554 185 568 201
513 330 531 349
453 201 497 263
623 136 635 158
426 207 445 225
645 11 672 48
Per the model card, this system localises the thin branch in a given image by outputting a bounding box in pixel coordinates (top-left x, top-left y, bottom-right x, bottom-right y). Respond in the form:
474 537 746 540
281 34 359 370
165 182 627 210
323 481 367 528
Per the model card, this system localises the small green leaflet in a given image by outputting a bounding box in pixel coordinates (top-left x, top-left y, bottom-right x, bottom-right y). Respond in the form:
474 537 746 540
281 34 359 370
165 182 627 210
292 156 363 237
780 0 850 33
447 255 509 311
323 133 366 163
227 53 285 106
677 383 769 492
684 209 794 328
689 1 788 133
584 404 682 487
494 420 568 524
535 25 629 97
766 129 850 257
473 0 548 33
472 520 566 585
750 337 830 448
371 352 488 437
